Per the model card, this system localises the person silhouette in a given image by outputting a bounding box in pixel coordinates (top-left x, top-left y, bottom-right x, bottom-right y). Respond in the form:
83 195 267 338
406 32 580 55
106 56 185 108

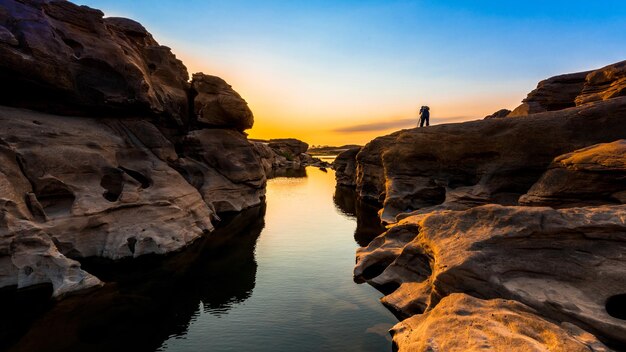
419 106 430 127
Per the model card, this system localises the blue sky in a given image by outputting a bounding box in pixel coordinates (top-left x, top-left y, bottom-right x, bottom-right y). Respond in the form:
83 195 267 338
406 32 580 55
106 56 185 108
76 0 626 145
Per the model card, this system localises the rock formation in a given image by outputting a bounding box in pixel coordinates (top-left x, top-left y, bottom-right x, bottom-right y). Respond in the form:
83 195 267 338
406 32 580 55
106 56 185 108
252 138 330 174
337 60 626 350
0 0 264 299
483 108 511 119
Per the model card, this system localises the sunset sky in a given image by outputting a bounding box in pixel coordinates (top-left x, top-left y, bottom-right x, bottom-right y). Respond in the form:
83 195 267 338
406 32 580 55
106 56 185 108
75 0 626 146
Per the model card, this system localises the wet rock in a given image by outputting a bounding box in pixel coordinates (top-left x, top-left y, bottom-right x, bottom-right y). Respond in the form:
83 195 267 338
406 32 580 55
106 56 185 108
0 0 190 124
356 204 626 347
520 140 626 207
391 293 610 352
191 73 254 132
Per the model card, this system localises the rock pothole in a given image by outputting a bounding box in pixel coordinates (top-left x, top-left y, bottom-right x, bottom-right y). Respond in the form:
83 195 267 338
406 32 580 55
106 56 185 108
606 294 626 320
100 167 124 202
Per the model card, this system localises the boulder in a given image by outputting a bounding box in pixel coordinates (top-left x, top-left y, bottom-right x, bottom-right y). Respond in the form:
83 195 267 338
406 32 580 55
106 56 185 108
508 71 590 117
341 97 626 223
520 140 626 206
483 108 511 119
0 0 190 124
391 293 609 352
355 204 626 346
191 73 254 132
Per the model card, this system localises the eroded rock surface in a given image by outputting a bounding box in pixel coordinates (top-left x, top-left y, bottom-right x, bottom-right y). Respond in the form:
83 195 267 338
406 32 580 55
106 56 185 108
356 204 626 347
347 60 626 351
0 1 266 299
333 147 361 187
391 293 609 352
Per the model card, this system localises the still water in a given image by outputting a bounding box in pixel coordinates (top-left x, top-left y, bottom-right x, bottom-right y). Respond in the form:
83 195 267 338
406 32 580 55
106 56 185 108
160 167 395 351
3 167 395 352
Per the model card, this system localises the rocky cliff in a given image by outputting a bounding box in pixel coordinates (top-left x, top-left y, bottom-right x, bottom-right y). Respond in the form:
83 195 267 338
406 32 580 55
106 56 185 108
0 0 265 298
336 60 626 350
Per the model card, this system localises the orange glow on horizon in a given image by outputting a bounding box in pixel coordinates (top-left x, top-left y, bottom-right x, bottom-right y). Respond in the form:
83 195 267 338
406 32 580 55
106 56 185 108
179 51 526 147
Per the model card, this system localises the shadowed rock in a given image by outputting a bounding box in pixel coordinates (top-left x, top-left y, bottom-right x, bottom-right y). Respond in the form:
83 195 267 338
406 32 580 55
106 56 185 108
0 0 190 125
191 73 254 132
520 140 626 207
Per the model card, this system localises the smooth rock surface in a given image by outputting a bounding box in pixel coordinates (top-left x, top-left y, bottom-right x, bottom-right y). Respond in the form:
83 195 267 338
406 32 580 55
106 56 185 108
520 140 626 207
577 60 626 106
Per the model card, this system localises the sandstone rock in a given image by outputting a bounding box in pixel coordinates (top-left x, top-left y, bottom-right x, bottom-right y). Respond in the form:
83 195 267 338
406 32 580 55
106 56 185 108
333 147 361 187
508 71 590 117
0 0 190 124
0 106 220 296
191 73 254 132
355 204 626 346
483 108 511 119
177 129 266 213
520 140 626 207
576 60 626 106
342 97 626 223
268 138 309 158
391 293 610 352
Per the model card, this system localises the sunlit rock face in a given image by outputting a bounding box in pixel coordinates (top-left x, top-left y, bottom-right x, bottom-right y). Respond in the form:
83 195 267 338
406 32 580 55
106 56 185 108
0 1 266 298
346 60 626 351
391 293 609 352
356 204 626 347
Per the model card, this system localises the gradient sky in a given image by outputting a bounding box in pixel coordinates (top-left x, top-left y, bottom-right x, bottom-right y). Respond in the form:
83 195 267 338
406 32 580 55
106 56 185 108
75 0 626 146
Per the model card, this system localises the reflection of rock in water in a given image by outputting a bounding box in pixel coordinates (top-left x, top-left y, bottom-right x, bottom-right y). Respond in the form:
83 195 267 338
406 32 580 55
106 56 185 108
333 186 386 247
1 204 266 352
267 167 307 179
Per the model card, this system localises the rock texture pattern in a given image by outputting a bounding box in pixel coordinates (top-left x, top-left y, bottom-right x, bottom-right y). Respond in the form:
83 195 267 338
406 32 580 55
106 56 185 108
341 60 626 351
0 1 265 299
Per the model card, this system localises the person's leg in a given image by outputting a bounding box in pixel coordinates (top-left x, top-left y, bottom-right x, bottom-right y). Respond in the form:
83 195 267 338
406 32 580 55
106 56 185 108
419 117 424 127
426 116 429 126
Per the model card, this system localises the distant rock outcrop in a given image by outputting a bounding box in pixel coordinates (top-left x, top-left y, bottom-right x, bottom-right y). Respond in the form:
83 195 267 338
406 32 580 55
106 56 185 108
251 138 330 175
0 0 265 299
483 108 511 119
338 60 626 350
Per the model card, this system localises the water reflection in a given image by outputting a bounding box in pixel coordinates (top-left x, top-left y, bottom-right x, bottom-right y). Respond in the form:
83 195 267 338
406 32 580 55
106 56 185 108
333 186 387 247
4 204 266 352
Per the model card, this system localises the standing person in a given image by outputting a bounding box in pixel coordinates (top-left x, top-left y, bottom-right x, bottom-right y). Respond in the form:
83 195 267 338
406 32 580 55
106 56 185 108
419 106 430 127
